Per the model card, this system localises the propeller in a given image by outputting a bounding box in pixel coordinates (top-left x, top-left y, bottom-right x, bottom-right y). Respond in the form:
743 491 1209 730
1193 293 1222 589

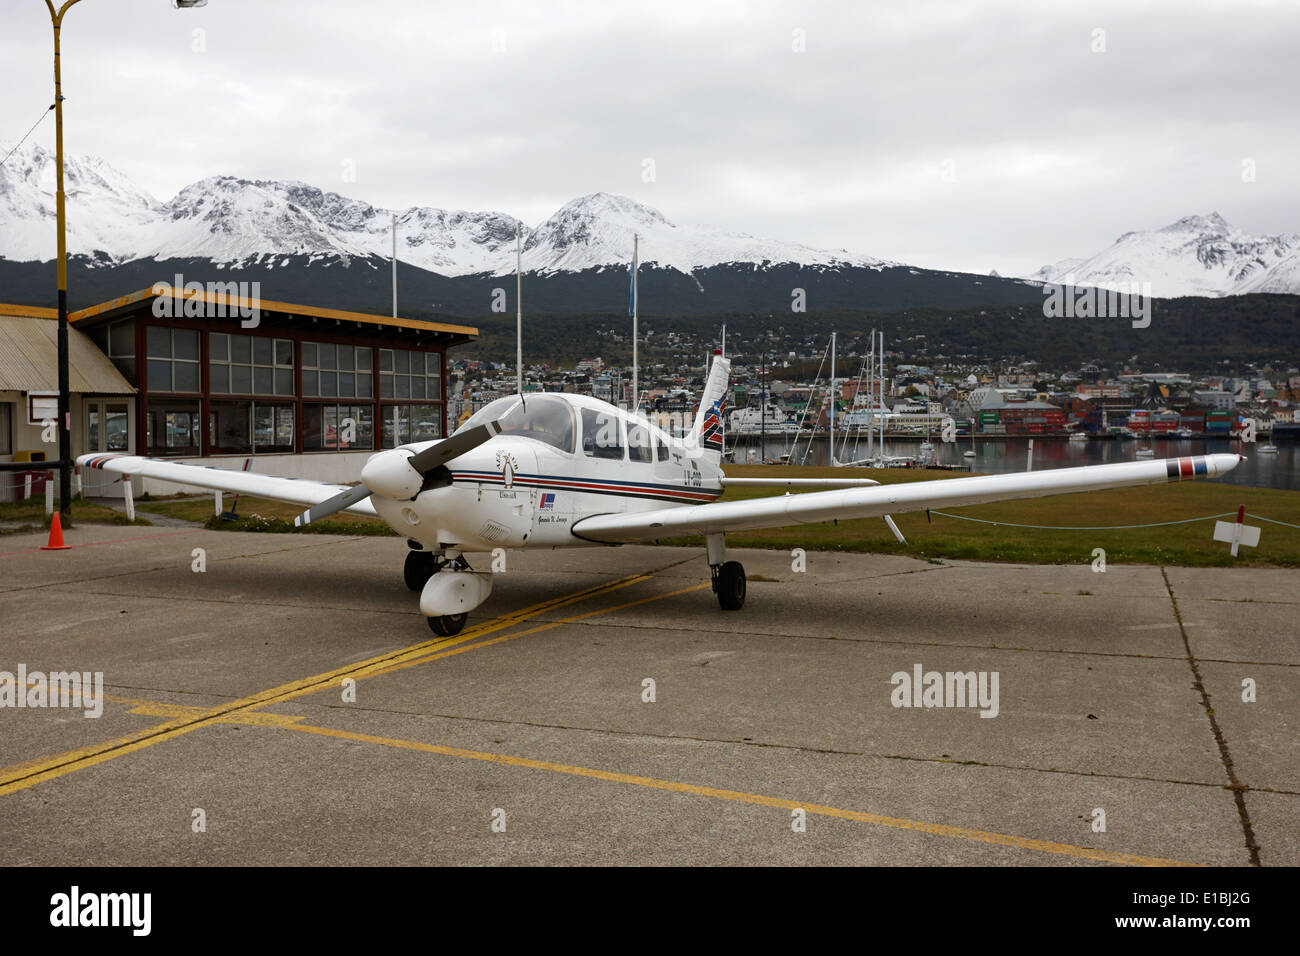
293 401 521 527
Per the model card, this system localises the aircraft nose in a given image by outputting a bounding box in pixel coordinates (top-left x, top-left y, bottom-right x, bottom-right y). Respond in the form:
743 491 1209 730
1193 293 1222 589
360 448 424 500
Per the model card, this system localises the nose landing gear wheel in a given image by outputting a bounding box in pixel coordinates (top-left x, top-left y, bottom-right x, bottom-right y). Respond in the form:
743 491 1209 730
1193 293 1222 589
427 613 468 637
713 561 746 611
404 550 436 591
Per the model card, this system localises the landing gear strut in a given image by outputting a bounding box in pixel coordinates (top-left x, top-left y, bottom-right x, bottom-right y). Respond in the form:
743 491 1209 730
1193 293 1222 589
406 547 475 636
706 532 746 610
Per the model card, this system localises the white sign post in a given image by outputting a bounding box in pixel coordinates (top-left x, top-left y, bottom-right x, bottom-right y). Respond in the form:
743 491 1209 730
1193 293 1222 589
1213 505 1261 557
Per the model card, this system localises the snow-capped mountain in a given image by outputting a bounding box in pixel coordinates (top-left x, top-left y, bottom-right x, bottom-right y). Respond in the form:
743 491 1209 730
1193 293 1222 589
1029 213 1300 297
0 142 162 262
518 192 885 275
0 142 885 276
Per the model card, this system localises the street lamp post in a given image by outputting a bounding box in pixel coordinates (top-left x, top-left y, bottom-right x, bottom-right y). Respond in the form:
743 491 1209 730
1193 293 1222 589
43 0 206 521
44 0 83 521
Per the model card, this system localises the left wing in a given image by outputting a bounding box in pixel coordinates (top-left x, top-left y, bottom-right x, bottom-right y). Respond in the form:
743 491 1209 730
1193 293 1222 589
77 453 378 516
571 454 1240 543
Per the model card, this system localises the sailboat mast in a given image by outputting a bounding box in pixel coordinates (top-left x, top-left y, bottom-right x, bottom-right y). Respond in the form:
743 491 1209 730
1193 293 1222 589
829 331 836 465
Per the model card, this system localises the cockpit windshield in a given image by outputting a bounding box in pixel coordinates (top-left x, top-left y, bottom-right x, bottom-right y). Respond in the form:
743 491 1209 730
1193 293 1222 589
455 396 575 454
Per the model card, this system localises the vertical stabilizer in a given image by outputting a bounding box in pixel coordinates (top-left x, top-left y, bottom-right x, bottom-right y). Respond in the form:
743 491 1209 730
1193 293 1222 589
689 349 731 462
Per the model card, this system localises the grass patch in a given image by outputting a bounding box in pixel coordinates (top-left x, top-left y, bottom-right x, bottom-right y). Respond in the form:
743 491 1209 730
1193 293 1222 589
137 494 397 537
658 464 1300 567
0 495 150 534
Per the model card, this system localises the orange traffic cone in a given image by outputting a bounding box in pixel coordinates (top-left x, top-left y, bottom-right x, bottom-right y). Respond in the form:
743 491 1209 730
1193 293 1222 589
41 512 72 551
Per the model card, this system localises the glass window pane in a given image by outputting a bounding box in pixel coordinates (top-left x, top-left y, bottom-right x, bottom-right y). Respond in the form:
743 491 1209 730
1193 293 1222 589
357 374 372 398
87 407 100 452
147 327 170 358
230 334 251 364
303 403 324 450
394 350 409 374
231 364 252 394
411 376 425 399
302 370 318 397
318 343 336 370
209 361 229 393
253 366 273 395
378 349 393 372
355 405 374 449
209 332 229 362
275 339 293 366
174 330 199 361
276 406 294 447
174 361 199 392
321 371 337 396
336 345 353 371
105 406 128 451
324 405 338 450
210 401 251 453
412 405 440 441
253 404 273 448
396 375 410 398
110 323 134 357
379 375 393 398
627 424 652 462
356 347 371 370
147 359 172 391
302 342 318 368
339 372 354 397
252 337 272 366
275 367 293 395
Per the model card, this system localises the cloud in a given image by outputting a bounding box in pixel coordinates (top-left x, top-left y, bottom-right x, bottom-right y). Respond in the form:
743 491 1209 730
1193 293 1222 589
3 0 1297 277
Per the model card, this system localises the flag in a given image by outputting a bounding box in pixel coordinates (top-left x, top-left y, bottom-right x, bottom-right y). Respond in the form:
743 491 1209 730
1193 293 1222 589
628 259 637 317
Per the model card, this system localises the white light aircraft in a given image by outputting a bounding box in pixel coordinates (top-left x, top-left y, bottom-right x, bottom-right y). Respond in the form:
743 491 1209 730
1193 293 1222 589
79 350 1242 636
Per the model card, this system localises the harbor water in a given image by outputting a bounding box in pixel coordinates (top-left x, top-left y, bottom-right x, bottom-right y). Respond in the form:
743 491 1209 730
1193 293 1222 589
726 434 1300 492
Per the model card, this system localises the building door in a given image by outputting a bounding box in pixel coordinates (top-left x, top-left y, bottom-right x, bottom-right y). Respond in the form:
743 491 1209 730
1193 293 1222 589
86 400 132 455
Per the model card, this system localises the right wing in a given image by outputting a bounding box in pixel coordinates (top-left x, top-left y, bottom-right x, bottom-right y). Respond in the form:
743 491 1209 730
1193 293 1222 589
571 454 1241 543
77 453 378 516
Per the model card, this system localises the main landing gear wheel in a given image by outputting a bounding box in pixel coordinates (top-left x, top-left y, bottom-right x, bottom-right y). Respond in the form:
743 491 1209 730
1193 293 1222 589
427 613 467 637
713 561 746 611
404 550 436 591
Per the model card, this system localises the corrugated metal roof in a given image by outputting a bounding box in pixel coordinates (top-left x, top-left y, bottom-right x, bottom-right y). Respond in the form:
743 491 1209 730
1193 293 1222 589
0 312 135 394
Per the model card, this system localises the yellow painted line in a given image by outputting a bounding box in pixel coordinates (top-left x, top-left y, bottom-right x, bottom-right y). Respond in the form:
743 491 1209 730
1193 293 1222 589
0 572 652 797
361 581 712 680
284 722 1201 867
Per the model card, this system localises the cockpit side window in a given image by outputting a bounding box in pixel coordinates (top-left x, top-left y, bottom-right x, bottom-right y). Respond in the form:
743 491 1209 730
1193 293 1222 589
627 422 652 463
581 408 624 460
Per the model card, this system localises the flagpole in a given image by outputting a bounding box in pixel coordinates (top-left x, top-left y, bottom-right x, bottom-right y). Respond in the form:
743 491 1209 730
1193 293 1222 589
626 234 631 411
516 223 523 396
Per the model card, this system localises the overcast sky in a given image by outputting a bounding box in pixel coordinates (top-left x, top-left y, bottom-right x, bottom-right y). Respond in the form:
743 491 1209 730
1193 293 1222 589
5 0 1297 276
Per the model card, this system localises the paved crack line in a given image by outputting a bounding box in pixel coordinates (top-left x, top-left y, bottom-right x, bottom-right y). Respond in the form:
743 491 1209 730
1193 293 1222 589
1161 566 1262 866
